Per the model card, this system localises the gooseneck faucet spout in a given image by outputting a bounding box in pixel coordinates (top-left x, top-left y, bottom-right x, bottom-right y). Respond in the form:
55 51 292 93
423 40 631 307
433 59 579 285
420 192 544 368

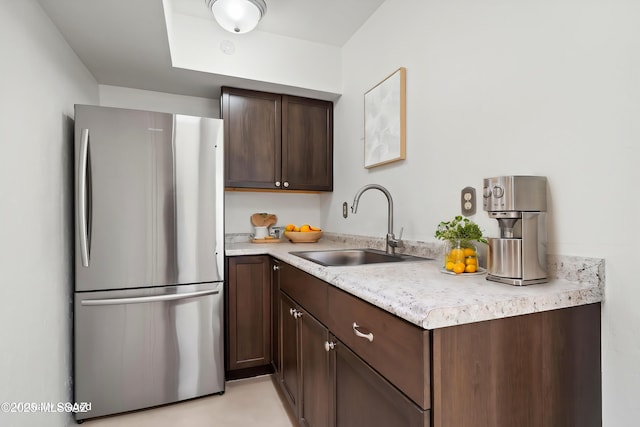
351 184 402 255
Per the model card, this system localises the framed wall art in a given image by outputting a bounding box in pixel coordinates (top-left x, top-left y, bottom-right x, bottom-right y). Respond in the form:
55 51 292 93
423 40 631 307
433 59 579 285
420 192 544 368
364 67 406 168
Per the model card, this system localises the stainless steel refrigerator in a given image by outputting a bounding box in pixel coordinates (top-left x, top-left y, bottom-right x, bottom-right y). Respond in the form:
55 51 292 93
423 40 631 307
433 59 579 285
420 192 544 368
73 105 225 421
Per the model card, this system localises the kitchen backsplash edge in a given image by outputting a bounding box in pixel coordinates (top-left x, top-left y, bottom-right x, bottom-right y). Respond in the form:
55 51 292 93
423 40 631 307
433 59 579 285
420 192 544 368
225 232 604 288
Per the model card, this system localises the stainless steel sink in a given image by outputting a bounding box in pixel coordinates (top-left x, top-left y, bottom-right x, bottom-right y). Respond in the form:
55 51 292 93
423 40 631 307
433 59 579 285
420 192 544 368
290 249 432 267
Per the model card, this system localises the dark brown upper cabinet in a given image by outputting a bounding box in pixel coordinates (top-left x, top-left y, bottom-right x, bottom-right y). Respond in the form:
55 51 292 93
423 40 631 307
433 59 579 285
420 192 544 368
221 87 333 192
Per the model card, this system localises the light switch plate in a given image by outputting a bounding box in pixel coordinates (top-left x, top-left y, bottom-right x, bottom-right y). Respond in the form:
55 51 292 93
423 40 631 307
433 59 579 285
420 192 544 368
461 186 476 216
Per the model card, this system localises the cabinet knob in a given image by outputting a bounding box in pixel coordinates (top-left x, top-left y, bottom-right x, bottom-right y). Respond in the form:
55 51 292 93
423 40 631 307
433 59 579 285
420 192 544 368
275 181 281 187
352 322 374 342
324 341 336 352
283 181 289 188
294 310 303 319
273 265 279 271
289 308 296 317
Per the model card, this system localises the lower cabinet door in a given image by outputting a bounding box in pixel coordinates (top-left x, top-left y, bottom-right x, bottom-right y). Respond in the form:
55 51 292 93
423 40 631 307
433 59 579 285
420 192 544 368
299 310 331 427
271 258 280 374
280 292 300 416
332 337 430 427
227 255 271 373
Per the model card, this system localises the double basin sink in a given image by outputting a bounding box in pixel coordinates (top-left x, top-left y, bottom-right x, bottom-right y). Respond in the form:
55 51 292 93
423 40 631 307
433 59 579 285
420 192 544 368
290 248 432 267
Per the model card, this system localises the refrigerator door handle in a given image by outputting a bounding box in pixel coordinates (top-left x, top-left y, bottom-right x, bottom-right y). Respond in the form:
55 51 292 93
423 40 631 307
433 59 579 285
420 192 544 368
78 128 90 267
80 288 220 306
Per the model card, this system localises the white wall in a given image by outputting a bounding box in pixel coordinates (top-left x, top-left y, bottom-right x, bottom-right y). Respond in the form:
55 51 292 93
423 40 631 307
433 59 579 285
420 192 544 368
324 0 639 425
0 1 98 426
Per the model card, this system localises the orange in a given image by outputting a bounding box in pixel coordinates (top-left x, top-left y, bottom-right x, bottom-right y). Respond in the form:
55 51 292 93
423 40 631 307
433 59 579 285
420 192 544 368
463 248 476 257
300 224 311 232
465 257 477 265
449 249 465 261
453 262 466 274
445 261 455 271
465 264 477 273
285 224 296 232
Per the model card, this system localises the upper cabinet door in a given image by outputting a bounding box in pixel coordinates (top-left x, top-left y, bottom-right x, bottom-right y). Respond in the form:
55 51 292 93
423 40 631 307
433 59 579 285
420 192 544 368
222 87 282 189
282 95 333 192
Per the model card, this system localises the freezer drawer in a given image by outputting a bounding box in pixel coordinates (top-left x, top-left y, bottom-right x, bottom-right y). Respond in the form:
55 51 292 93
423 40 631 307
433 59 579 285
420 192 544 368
73 282 224 421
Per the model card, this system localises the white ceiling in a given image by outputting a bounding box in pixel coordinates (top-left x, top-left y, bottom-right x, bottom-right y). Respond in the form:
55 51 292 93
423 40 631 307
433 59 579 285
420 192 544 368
37 0 385 99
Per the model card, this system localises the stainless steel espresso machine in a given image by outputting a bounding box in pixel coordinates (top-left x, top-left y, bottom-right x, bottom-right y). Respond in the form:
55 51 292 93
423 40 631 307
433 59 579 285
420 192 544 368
483 176 548 286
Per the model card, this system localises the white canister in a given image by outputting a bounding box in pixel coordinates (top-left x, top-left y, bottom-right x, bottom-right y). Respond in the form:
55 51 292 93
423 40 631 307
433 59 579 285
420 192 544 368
254 226 269 239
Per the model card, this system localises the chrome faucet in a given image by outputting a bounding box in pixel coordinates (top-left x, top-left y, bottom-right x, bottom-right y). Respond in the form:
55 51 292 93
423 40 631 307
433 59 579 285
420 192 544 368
351 184 402 255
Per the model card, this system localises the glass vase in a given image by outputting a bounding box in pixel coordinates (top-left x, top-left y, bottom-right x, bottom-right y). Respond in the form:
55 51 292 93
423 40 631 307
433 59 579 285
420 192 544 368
443 239 478 274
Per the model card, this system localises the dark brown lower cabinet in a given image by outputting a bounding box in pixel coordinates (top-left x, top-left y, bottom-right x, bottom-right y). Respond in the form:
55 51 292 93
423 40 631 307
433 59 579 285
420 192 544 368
279 284 429 427
226 256 272 379
271 258 281 373
273 262 601 427
431 303 602 427
542 304 602 426
332 336 430 427
280 291 332 427
280 292 300 414
299 308 331 427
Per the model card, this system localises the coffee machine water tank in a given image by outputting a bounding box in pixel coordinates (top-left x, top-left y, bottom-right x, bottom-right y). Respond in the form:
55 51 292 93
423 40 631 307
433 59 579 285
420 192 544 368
483 176 548 286
483 176 547 212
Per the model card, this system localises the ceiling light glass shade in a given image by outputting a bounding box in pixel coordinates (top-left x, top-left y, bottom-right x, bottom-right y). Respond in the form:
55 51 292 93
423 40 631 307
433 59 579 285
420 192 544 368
206 0 267 34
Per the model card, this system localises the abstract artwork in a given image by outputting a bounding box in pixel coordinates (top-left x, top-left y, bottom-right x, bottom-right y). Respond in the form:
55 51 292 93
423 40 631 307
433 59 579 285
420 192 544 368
364 67 406 168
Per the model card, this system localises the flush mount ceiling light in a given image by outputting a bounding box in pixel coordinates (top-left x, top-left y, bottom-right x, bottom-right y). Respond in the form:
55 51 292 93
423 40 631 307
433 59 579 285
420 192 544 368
205 0 267 34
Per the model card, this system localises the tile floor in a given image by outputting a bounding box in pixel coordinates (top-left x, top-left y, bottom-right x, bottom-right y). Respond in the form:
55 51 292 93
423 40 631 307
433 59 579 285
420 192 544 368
83 375 296 427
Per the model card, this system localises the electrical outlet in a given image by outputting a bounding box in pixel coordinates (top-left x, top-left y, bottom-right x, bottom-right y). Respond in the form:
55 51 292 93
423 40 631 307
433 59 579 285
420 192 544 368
461 186 476 216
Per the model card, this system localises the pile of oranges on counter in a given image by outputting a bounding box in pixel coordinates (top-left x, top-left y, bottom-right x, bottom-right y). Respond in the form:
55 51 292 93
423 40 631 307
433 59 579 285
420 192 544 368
285 224 322 232
444 247 478 274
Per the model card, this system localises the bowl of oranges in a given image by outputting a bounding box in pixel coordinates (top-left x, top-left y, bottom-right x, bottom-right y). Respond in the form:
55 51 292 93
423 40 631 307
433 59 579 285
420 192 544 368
442 244 484 275
284 224 323 243
435 216 487 275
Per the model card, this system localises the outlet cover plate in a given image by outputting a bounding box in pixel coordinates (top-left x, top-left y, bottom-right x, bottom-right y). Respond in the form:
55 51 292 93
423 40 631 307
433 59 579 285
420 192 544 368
461 186 476 216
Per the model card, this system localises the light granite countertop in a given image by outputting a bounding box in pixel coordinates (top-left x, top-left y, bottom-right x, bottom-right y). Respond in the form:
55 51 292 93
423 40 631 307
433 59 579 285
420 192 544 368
225 233 604 330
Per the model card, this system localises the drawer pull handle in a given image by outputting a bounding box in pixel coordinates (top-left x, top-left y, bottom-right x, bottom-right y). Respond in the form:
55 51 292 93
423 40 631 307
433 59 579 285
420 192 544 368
324 341 336 352
352 322 374 342
289 308 296 317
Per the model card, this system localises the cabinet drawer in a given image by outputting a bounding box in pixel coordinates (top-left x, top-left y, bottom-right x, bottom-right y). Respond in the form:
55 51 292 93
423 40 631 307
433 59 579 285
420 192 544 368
279 263 329 326
327 286 430 410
